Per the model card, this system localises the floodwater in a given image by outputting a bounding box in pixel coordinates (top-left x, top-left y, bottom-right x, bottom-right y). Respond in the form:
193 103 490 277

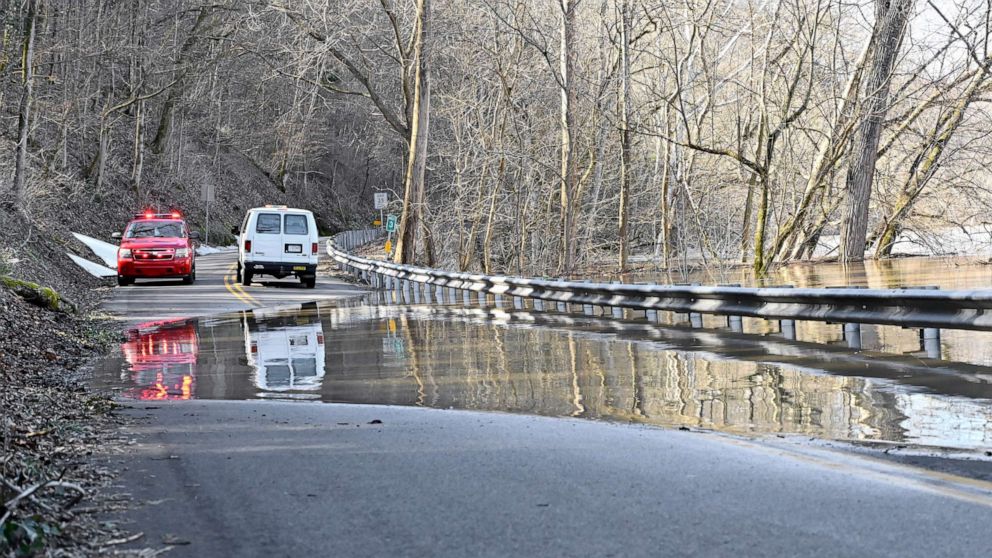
93 290 992 450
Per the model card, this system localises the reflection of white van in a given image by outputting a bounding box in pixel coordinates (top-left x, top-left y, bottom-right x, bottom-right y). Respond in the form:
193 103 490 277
244 307 326 391
234 206 319 288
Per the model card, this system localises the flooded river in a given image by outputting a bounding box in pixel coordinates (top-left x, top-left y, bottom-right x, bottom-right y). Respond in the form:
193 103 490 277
94 289 992 451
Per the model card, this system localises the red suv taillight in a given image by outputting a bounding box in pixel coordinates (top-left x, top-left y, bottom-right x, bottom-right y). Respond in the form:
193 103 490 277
245 240 252 252
311 242 318 255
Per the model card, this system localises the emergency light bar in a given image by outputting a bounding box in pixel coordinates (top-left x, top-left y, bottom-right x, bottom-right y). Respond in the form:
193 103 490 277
135 211 183 219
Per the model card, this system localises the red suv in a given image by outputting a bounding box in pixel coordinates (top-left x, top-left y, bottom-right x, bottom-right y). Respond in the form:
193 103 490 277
114 211 199 286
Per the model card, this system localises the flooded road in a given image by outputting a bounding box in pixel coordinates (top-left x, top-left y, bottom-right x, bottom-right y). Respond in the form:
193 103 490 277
92 296 992 451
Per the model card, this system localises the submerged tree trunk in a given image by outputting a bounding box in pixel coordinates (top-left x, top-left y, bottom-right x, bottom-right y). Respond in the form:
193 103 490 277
839 0 913 262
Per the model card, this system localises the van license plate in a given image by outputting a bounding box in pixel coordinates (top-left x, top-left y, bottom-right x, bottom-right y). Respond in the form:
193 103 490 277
286 244 302 253
293 266 306 271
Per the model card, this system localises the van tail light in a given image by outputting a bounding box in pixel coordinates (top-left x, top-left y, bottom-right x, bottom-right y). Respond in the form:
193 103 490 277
251 342 257 354
316 333 324 345
311 242 318 255
245 240 252 253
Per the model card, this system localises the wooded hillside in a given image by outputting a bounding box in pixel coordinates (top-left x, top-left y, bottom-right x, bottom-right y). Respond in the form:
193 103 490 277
3 0 992 278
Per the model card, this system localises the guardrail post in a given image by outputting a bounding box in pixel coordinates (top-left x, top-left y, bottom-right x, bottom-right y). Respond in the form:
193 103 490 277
781 320 796 340
414 282 423 304
843 323 862 349
913 286 941 359
434 285 444 304
462 287 471 305
827 285 863 348
609 281 623 319
688 283 703 326
534 297 545 311
579 281 594 315
513 294 524 310
402 279 412 303
556 278 567 312
921 327 941 359
448 286 457 302
494 292 503 307
769 285 796 338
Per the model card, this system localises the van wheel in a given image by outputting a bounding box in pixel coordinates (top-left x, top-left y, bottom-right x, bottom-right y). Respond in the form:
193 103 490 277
117 276 133 287
302 276 316 289
242 269 253 286
236 262 242 282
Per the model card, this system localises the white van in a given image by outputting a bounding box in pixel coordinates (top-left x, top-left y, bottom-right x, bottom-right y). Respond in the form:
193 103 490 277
234 206 319 288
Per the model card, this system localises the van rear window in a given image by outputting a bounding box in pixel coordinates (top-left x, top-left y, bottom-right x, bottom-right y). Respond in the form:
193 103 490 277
285 214 308 235
256 213 281 234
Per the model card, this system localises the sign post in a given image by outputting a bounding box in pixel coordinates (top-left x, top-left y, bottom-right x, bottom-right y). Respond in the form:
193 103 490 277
385 214 398 256
200 183 216 244
374 192 388 232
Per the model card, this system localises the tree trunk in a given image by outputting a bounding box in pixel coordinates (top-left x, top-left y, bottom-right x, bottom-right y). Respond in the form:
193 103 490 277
151 7 212 155
12 0 37 208
394 0 431 264
132 99 145 192
558 0 580 275
617 0 632 272
839 0 913 262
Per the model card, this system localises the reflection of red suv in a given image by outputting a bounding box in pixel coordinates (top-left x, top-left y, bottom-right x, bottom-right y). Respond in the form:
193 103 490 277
114 212 199 286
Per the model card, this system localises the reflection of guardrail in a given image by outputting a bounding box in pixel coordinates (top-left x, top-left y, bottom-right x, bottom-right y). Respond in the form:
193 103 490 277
327 229 992 357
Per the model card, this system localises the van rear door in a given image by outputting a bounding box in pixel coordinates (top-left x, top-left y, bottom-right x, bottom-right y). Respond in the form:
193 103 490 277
280 212 312 266
251 212 283 260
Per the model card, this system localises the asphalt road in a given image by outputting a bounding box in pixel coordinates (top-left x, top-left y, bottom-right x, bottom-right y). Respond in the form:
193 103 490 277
101 250 364 324
111 402 992 557
100 254 992 557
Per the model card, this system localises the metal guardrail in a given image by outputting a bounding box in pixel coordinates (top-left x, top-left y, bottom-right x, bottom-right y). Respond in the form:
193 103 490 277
327 230 992 344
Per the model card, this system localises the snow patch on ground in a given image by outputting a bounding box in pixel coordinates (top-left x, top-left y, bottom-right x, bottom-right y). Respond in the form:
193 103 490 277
66 253 117 278
72 232 118 268
196 245 237 256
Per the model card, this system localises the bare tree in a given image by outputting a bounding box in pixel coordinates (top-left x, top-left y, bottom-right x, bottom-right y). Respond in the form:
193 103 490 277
11 0 38 209
839 0 915 262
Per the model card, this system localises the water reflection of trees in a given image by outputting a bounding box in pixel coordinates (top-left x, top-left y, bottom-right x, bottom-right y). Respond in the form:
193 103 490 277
321 309 909 442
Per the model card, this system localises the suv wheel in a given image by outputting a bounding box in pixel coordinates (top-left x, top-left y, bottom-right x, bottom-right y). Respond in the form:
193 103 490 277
183 267 196 285
117 276 133 287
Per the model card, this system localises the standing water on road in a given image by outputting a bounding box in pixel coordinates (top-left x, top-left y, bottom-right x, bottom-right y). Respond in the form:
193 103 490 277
92 293 992 450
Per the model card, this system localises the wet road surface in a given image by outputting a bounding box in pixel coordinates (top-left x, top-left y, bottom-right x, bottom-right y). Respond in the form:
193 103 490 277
95 256 992 556
94 303 992 450
100 250 364 323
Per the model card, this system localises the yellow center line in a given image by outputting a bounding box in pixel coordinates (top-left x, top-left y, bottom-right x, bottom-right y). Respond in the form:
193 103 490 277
224 264 261 306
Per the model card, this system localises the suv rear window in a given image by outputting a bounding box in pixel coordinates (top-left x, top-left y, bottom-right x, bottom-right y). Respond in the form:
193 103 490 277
256 213 281 234
284 214 308 235
127 221 185 238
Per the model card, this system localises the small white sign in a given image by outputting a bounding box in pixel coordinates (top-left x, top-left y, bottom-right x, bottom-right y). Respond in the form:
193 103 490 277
201 183 215 202
374 192 388 209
